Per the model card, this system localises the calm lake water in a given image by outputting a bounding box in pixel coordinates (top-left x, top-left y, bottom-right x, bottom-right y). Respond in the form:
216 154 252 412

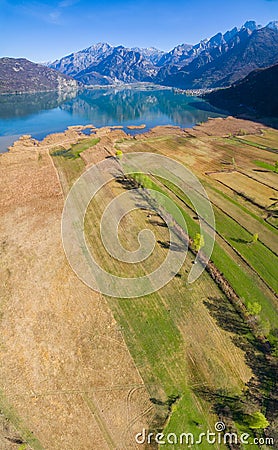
0 86 225 152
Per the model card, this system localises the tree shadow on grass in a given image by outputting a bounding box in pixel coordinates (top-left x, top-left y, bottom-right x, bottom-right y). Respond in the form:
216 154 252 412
115 176 135 190
230 237 250 244
148 219 167 227
194 386 245 423
157 240 184 252
204 296 249 335
201 296 278 442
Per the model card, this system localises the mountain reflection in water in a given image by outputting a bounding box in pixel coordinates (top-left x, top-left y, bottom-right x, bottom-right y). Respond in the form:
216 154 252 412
0 86 225 151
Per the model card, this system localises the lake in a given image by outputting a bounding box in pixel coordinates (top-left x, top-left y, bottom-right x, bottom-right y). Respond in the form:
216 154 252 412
0 86 225 152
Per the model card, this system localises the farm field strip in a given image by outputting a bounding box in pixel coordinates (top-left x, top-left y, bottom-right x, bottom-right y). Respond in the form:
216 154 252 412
253 160 277 171
207 177 278 231
238 168 278 191
209 171 276 209
228 137 278 155
201 181 278 254
231 134 278 153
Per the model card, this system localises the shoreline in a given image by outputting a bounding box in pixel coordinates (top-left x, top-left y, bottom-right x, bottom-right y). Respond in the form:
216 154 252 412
0 82 172 96
0 86 228 153
0 123 160 154
1 114 273 155
4 115 268 154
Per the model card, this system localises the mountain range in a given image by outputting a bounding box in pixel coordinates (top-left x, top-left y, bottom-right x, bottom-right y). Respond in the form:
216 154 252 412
1 20 277 96
49 21 278 89
50 43 161 85
0 58 80 94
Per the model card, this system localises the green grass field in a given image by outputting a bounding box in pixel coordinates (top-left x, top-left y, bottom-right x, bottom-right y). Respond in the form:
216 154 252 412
253 160 277 172
52 137 100 159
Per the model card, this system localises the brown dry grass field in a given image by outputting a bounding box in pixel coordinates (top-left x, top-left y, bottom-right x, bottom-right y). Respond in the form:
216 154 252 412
209 171 276 209
0 117 277 449
0 130 153 450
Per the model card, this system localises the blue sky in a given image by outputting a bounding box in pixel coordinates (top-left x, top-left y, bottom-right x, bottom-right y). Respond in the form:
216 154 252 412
0 0 277 61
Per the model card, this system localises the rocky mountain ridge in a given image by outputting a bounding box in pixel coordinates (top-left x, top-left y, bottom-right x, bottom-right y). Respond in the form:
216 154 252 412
0 58 80 94
48 21 278 89
162 22 278 88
